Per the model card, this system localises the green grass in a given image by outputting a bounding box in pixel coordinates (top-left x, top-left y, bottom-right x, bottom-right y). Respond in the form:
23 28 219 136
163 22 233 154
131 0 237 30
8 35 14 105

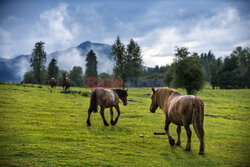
0 84 249 166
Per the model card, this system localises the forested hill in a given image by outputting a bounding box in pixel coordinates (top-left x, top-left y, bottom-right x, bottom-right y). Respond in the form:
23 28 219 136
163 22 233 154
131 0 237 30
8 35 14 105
0 41 113 82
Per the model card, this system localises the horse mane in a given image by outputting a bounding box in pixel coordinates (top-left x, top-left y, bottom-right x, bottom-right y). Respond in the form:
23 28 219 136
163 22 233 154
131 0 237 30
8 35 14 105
156 88 181 109
112 89 127 98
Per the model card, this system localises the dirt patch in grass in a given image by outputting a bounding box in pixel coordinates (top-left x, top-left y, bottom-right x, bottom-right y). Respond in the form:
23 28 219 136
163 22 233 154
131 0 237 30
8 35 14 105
204 114 244 121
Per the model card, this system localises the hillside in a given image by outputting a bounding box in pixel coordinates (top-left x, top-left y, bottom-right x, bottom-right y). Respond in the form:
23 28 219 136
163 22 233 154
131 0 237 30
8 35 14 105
0 41 113 82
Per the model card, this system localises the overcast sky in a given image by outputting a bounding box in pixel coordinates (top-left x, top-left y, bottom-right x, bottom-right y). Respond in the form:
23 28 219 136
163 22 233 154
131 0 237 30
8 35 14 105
0 0 250 67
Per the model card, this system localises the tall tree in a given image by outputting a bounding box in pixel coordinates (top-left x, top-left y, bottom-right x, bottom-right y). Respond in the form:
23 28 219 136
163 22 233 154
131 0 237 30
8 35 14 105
112 37 126 87
112 37 143 88
172 47 205 95
209 58 222 89
30 41 46 84
85 50 98 78
164 64 174 87
200 50 215 82
70 66 84 87
48 58 59 79
126 39 143 78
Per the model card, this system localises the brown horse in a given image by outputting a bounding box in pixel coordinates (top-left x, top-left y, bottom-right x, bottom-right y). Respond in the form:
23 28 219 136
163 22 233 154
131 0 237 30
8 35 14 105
87 88 128 126
47 77 57 88
62 74 70 92
150 88 205 155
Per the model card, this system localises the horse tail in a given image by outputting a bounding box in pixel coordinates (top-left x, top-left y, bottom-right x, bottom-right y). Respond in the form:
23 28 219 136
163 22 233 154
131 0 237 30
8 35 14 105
89 90 98 113
192 98 205 154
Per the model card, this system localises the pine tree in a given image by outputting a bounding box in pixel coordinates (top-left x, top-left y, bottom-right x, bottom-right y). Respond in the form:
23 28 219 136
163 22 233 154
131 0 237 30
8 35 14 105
126 39 143 78
210 58 222 89
48 58 59 79
112 37 126 81
85 50 98 78
30 41 46 84
112 37 143 88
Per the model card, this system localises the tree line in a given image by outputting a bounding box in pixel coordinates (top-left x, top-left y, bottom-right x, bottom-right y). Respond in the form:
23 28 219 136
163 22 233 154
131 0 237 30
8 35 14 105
23 37 143 89
23 41 94 87
199 47 250 89
23 39 250 95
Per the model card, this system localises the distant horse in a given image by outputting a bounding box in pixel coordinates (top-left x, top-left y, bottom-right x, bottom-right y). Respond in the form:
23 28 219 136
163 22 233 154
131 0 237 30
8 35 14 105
47 77 57 88
62 74 70 92
226 85 234 89
150 88 205 155
87 88 128 126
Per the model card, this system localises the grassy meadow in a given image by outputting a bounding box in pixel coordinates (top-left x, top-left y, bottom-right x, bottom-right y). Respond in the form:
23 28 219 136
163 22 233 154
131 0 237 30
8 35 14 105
0 83 249 166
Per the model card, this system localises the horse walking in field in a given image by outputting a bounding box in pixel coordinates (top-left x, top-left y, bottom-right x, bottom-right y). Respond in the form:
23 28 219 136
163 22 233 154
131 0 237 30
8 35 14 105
87 88 128 126
62 74 70 92
150 88 205 155
47 77 57 88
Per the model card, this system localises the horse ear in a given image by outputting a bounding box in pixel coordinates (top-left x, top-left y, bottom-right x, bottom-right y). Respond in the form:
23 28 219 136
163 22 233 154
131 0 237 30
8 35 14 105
126 88 128 92
152 87 155 93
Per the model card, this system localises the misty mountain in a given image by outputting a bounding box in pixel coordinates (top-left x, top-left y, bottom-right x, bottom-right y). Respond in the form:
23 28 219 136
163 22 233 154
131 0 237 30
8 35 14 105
0 41 113 82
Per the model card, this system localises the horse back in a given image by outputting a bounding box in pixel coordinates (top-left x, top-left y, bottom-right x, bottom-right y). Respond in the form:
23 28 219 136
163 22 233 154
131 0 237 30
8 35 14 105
49 78 57 87
94 88 119 107
62 77 70 86
165 95 202 125
65 77 70 85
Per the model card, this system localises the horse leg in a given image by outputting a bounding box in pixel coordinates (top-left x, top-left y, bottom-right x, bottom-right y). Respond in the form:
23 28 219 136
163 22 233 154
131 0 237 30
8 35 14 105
176 125 181 146
193 120 205 155
113 105 121 125
86 108 92 126
110 107 115 126
100 106 109 126
165 117 175 146
184 124 192 151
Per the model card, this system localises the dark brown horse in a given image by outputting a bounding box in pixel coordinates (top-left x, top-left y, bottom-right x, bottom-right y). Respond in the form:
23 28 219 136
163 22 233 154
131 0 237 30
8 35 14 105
150 88 205 155
47 77 57 88
62 74 70 92
87 88 128 126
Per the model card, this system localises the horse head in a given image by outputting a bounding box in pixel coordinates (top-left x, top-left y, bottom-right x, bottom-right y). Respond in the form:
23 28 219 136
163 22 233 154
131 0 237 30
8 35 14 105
150 87 158 113
113 89 128 106
119 89 128 106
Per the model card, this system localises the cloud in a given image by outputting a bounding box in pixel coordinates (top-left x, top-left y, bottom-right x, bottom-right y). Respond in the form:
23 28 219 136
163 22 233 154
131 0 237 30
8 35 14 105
95 53 114 74
1 15 18 24
16 58 30 79
136 7 250 67
56 48 84 72
32 3 82 53
1 2 250 72
0 27 13 59
0 3 83 59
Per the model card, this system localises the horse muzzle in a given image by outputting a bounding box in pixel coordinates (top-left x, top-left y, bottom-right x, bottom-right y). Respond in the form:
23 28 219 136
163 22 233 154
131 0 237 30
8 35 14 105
150 107 155 113
123 102 127 106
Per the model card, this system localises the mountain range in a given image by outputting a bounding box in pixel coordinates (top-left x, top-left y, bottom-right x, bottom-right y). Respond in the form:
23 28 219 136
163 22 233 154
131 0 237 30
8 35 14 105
0 41 113 82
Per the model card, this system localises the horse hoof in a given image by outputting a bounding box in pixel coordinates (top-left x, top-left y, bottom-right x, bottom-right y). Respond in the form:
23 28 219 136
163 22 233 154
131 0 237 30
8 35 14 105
185 147 191 151
169 138 175 146
199 152 204 155
110 121 116 126
175 142 181 146
104 123 109 126
87 122 91 126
